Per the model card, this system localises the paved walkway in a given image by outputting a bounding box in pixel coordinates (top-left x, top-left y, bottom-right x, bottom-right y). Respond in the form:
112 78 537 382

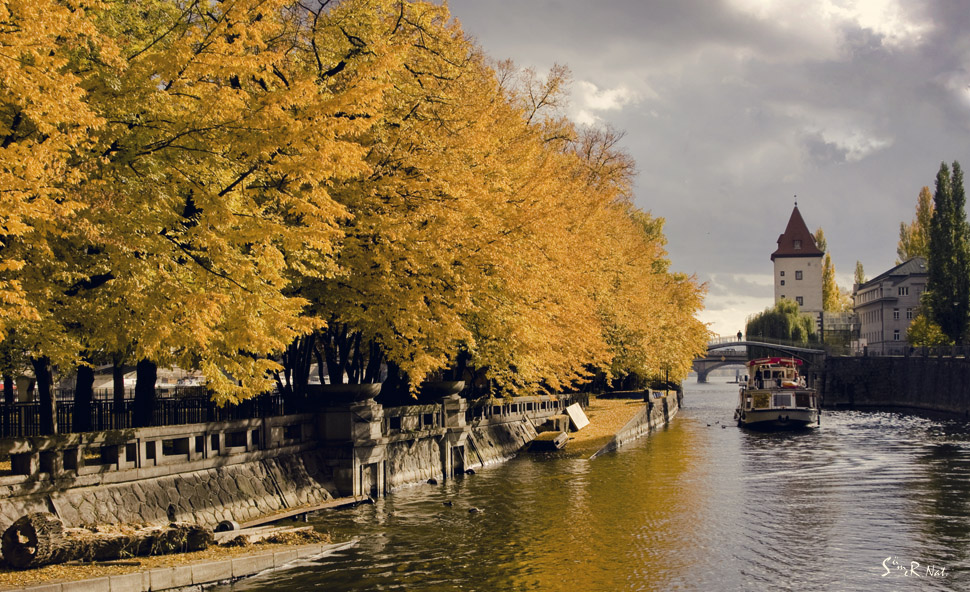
566 396 646 456
0 540 356 591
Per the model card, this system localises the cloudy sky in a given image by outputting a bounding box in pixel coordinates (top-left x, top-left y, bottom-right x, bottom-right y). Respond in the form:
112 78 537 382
445 0 970 336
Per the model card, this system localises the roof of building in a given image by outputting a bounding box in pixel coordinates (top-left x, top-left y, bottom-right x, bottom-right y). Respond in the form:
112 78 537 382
859 256 928 290
771 205 824 261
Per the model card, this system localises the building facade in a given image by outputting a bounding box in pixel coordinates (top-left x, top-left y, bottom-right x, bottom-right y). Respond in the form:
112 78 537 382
852 257 928 355
771 204 824 315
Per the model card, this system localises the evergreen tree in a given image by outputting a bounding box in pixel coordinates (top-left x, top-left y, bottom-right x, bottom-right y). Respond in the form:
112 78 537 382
925 161 970 343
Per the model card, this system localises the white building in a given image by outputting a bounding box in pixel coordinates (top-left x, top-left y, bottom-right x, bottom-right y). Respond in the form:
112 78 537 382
771 204 824 315
853 257 928 355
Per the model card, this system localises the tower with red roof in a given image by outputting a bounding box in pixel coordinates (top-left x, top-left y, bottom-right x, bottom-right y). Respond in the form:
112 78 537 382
771 203 823 314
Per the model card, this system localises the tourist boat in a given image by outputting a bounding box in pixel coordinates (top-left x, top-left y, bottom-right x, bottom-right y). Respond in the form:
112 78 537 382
734 357 819 429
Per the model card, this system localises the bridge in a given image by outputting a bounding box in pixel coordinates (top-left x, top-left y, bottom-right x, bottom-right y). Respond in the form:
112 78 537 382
693 336 826 383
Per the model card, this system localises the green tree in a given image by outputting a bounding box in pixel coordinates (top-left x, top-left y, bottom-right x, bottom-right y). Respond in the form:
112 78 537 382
745 300 817 345
925 161 970 344
854 261 866 286
898 186 934 263
907 313 952 347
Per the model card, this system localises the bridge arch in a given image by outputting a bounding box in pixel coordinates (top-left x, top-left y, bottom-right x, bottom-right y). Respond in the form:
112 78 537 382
694 339 825 383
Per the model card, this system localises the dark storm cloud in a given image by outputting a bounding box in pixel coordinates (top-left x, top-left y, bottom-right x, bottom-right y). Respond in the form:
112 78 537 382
445 0 970 333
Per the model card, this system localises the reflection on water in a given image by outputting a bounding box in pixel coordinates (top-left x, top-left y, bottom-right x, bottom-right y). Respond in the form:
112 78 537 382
215 382 970 591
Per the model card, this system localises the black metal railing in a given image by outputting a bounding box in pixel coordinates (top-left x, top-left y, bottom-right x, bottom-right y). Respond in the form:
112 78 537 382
0 392 289 439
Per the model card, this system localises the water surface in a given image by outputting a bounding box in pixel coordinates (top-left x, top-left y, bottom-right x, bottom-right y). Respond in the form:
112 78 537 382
216 381 970 590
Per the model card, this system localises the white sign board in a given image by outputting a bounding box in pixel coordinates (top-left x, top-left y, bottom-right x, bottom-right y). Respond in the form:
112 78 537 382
565 403 590 431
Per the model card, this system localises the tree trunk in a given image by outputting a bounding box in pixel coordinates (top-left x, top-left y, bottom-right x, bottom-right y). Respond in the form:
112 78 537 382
112 358 126 427
2 373 11 437
1 513 212 569
133 359 157 428
323 324 349 386
74 363 95 433
31 357 55 435
2 374 12 404
363 340 383 384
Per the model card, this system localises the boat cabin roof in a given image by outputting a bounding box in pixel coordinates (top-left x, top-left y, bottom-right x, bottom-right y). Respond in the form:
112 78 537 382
747 357 802 369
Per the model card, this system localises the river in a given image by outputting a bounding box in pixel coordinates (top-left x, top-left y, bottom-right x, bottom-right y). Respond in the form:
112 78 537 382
214 380 970 591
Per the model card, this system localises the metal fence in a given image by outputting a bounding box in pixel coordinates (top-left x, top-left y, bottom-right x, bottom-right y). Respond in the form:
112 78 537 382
0 392 289 439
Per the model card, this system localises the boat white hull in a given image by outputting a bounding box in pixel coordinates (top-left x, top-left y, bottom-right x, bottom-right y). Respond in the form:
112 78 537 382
735 407 819 429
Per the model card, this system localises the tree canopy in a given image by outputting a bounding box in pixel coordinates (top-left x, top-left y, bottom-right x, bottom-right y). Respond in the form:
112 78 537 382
745 299 816 345
897 186 934 263
813 228 850 312
0 0 709 416
924 161 970 344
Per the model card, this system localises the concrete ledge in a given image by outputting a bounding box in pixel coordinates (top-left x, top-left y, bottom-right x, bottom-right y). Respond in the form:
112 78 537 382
106 573 147 592
147 565 193 590
14 541 358 592
231 553 275 578
61 577 110 592
190 560 232 586
590 396 680 460
14 585 60 592
272 549 300 568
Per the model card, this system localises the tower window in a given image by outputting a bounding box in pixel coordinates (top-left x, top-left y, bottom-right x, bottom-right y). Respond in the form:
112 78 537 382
793 240 802 250
795 270 803 280
796 296 803 305
780 280 785 286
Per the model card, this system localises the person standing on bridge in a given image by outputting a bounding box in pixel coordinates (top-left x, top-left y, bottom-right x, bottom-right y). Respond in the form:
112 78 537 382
737 330 742 342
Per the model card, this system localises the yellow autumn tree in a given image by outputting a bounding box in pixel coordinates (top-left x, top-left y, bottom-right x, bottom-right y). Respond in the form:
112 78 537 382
4 0 400 415
897 186 934 263
2 0 713 419
0 0 114 339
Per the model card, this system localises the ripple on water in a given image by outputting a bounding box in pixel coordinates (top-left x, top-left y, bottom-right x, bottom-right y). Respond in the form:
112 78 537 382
213 383 970 591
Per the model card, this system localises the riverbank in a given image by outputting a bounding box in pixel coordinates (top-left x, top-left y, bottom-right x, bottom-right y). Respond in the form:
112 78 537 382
0 531 337 591
567 397 647 455
0 393 676 590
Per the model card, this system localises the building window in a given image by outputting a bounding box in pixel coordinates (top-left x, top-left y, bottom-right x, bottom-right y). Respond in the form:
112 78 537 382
793 240 802 250
898 286 909 296
796 296 803 306
893 329 900 341
780 280 785 286
781 295 786 299
893 308 899 320
906 308 913 319
795 270 803 280
780 271 785 277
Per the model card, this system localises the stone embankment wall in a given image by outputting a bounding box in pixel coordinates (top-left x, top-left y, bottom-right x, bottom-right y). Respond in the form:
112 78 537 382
0 414 339 534
823 356 970 418
0 394 571 536
589 394 680 459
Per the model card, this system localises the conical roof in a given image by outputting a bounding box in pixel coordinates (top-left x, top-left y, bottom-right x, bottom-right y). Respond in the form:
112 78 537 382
771 205 823 261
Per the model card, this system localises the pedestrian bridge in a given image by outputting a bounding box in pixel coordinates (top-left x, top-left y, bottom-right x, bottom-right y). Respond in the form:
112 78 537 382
693 337 826 383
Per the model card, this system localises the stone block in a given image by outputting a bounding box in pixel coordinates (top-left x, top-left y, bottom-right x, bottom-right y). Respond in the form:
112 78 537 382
148 565 193 590
191 560 233 585
108 572 148 592
19 583 62 592
273 549 300 568
60 577 110 592
295 544 324 558
231 553 276 578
